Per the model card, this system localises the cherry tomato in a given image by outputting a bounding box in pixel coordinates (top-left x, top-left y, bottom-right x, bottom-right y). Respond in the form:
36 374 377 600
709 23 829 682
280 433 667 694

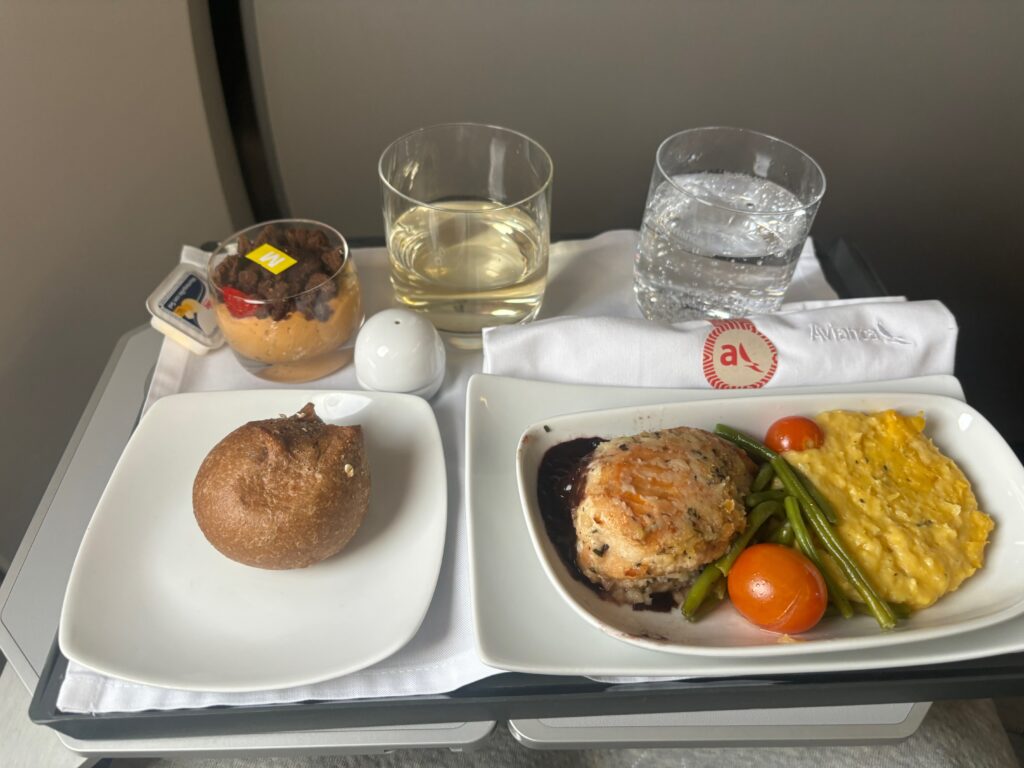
765 416 824 453
727 543 827 634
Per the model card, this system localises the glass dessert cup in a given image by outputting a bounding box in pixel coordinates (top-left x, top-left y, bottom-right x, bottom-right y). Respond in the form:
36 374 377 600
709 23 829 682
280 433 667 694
208 219 363 383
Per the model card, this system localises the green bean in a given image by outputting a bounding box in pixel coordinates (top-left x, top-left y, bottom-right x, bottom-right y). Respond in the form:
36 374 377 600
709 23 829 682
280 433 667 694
714 424 776 463
751 462 775 493
682 565 722 621
714 501 779 576
848 601 914 620
800 497 897 629
767 521 794 546
814 557 855 620
771 458 836 531
892 602 913 620
793 465 839 525
758 516 782 541
783 496 816 555
713 424 838 526
745 489 787 507
783 497 854 619
682 501 778 621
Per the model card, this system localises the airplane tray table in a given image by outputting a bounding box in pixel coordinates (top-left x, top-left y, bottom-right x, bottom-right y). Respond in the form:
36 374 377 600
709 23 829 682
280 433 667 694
10 239 1024 745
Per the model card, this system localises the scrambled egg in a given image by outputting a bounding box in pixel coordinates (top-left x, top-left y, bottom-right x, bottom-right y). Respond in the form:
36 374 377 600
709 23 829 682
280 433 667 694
786 410 993 610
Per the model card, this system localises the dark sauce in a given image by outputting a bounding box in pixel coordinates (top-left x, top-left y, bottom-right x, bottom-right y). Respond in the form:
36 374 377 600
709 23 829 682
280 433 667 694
637 591 675 613
536 437 676 612
536 437 602 592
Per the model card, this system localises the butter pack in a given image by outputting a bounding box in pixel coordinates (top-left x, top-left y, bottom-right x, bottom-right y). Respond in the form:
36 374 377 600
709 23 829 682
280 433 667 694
146 263 224 355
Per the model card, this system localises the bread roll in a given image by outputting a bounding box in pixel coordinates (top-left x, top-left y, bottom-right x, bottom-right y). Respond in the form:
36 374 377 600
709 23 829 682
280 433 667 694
192 403 370 569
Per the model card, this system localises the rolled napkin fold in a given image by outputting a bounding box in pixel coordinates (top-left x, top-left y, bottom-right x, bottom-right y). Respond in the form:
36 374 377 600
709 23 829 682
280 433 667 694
483 300 957 388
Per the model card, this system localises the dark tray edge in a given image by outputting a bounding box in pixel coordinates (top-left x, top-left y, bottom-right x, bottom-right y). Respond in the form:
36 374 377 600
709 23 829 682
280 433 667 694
30 633 1024 741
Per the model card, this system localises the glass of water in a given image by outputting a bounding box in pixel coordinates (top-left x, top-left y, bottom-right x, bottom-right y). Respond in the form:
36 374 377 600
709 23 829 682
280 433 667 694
634 127 825 322
379 123 553 338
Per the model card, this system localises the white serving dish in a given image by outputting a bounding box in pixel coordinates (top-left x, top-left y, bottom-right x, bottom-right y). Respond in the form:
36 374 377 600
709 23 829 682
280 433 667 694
60 389 447 692
515 392 1024 657
467 374 1024 676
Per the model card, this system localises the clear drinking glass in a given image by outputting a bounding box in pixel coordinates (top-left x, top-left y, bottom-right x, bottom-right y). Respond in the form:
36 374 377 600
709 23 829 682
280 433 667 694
379 123 553 338
634 127 826 322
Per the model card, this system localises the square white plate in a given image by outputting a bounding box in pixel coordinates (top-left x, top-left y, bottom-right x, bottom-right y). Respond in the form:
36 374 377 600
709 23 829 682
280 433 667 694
60 390 447 692
467 374 1024 676
515 392 1024 657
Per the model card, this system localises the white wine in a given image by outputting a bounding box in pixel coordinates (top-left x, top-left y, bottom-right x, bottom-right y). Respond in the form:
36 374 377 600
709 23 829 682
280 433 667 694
388 199 547 334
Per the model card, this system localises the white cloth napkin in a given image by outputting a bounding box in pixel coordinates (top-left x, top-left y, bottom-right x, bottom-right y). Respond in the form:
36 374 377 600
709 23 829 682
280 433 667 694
57 231 921 713
482 300 957 389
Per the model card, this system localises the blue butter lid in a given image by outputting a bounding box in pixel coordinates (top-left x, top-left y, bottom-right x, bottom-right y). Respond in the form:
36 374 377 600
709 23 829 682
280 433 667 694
146 264 224 354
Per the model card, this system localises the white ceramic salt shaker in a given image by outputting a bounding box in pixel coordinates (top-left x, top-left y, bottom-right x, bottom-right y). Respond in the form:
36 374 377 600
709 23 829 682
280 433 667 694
354 309 446 399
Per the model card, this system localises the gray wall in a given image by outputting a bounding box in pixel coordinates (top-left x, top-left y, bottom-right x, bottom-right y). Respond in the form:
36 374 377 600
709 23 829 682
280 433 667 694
248 0 1024 438
0 0 249 569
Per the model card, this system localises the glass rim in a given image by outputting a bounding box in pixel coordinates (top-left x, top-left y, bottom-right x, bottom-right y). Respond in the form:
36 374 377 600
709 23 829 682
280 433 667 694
207 218 351 304
655 126 827 215
378 122 554 214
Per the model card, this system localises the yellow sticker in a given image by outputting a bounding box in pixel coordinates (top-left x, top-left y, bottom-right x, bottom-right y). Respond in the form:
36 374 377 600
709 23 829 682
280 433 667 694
245 244 297 274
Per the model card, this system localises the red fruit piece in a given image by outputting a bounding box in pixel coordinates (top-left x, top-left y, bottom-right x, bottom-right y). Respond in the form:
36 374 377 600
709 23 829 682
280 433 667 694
221 286 257 318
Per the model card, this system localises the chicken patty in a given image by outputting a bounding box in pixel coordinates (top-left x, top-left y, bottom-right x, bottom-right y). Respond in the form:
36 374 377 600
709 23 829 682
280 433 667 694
574 427 755 605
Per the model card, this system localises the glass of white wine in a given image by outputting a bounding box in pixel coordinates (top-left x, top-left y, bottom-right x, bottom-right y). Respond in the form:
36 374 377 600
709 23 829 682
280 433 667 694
379 123 553 339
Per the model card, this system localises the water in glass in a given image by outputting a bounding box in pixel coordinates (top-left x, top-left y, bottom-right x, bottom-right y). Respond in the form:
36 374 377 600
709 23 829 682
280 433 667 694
634 171 809 321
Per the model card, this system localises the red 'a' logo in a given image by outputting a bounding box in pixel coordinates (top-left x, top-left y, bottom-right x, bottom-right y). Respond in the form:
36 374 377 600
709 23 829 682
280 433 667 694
702 319 778 389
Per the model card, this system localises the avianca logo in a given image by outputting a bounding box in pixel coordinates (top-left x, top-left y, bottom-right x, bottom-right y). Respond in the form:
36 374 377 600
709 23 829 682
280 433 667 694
702 319 778 389
809 321 911 345
720 341 763 373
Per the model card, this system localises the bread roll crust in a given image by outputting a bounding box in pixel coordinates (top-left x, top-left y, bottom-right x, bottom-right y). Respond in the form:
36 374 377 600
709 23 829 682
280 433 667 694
193 403 370 569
